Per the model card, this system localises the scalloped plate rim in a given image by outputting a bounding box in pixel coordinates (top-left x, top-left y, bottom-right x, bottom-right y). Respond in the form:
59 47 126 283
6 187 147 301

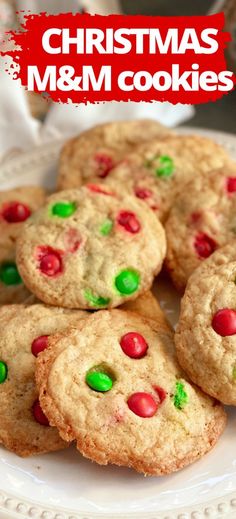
0 126 236 519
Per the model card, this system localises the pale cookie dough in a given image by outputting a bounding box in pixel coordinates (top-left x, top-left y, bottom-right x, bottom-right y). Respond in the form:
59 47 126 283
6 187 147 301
122 290 171 329
165 164 236 291
36 310 226 476
0 186 46 246
0 304 87 456
16 186 166 309
175 241 236 405
57 119 172 190
100 134 230 222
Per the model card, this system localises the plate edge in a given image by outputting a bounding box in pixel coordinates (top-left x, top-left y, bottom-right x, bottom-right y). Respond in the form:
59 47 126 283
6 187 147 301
1 489 236 518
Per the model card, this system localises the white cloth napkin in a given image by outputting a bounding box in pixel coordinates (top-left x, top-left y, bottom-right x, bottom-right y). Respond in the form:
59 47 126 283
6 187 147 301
0 0 194 159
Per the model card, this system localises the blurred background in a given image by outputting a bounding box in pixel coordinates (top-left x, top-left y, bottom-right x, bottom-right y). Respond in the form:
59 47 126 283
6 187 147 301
122 0 236 133
0 0 235 134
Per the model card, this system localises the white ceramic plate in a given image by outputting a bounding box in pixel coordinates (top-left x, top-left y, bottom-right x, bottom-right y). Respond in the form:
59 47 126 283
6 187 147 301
0 128 236 519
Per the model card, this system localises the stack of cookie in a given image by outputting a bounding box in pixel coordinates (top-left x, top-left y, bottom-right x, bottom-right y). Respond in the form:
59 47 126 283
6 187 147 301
1 119 236 477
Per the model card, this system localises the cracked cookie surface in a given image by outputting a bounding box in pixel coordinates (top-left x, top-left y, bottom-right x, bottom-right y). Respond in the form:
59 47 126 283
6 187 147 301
58 119 172 190
165 164 236 291
0 186 46 247
16 186 166 309
100 134 230 222
0 303 87 456
175 241 236 405
36 309 226 475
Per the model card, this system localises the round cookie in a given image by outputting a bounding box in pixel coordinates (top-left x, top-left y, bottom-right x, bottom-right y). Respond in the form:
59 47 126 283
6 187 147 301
0 245 30 304
0 186 46 247
16 186 166 309
99 134 230 222
0 303 87 456
175 241 236 405
57 119 172 190
36 310 226 476
165 164 236 292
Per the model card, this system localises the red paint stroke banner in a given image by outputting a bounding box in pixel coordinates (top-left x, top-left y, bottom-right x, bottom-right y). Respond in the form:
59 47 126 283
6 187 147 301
1 12 235 104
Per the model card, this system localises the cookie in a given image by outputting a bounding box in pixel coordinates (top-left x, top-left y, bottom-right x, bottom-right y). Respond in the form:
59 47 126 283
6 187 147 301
36 310 226 476
0 245 30 304
0 303 87 456
16 186 166 309
165 164 236 292
0 186 46 246
57 120 172 190
122 290 171 329
100 135 230 222
175 241 236 405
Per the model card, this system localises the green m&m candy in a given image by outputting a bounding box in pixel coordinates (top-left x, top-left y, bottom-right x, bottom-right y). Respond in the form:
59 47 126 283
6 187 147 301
84 289 110 307
145 154 174 178
115 269 140 295
0 262 22 286
155 155 174 178
0 361 8 383
100 218 113 236
86 370 113 392
172 381 188 410
233 365 236 380
51 201 76 218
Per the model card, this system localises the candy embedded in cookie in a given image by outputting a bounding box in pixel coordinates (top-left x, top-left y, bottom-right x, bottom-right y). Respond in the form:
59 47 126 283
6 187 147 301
145 154 174 178
1 202 31 223
0 361 8 384
117 211 141 234
36 246 63 277
51 201 77 218
94 153 115 178
100 135 229 222
127 392 158 417
0 186 46 246
31 335 49 357
165 164 236 292
115 269 140 296
194 232 217 259
226 177 236 194
0 261 22 286
0 246 30 304
32 400 50 426
86 367 114 392
16 187 166 309
175 242 236 405
58 119 172 190
120 332 148 358
0 304 87 456
212 308 236 337
36 310 226 476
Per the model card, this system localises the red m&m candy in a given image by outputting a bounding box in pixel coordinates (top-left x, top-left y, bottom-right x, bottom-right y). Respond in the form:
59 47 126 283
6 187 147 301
117 211 141 234
94 154 114 178
134 187 152 200
153 385 166 404
63 228 81 253
86 184 114 196
1 202 31 223
31 335 49 357
127 392 157 417
194 232 217 259
190 212 202 225
40 254 62 277
120 332 148 359
226 177 236 194
37 246 63 277
32 400 49 426
212 308 236 336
